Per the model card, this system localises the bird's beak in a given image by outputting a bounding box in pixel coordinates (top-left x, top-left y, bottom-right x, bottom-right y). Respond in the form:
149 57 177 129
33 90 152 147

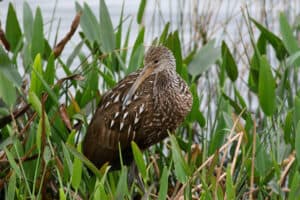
123 63 155 106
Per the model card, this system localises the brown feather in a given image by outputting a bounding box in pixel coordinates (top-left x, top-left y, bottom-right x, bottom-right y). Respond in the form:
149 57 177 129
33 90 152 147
83 46 193 169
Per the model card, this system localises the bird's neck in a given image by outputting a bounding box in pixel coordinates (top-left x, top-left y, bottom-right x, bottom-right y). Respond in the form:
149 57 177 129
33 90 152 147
154 70 177 91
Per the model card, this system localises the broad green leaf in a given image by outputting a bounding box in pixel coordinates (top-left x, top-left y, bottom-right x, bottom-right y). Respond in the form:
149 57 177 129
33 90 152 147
28 91 42 116
258 55 276 116
294 96 300 126
279 13 299 54
43 145 51 164
5 3 22 52
29 54 43 97
71 145 83 190
80 3 101 44
115 167 129 199
158 166 169 200
128 27 145 74
0 73 16 107
4 147 21 177
66 144 103 178
288 171 300 200
284 111 293 143
170 135 190 183
295 121 300 165
45 53 55 85
251 18 287 60
137 0 147 24
221 41 238 81
127 44 144 74
159 23 170 44
23 1 33 42
93 179 108 200
66 41 84 67
286 51 300 67
255 140 272 176
0 46 22 87
32 64 59 106
187 84 206 127
131 141 146 179
115 1 124 49
59 188 66 200
31 7 44 59
225 165 235 199
7 171 16 200
188 40 221 77
99 0 116 52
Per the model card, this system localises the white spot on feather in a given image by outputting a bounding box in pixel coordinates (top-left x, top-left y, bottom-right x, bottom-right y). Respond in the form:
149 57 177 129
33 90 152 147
113 94 120 103
123 111 128 119
114 112 120 119
139 103 145 114
120 122 124 131
110 120 114 128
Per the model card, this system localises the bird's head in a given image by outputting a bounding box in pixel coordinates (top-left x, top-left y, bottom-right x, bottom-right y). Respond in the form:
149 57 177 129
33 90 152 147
123 46 176 105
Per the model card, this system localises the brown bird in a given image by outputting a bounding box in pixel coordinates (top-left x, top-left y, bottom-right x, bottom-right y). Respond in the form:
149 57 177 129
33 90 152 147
83 46 193 170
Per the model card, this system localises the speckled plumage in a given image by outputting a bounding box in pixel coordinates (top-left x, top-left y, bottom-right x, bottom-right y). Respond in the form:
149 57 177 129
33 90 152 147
83 46 193 169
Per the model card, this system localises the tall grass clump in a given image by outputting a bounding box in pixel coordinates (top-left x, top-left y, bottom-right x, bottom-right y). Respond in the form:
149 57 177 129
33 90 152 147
0 0 300 199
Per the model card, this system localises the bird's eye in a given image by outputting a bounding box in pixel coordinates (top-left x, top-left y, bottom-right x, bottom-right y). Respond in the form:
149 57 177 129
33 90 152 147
154 60 159 64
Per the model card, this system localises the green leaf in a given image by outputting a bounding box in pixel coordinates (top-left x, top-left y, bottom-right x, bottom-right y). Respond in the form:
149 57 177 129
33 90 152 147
284 111 293 143
170 135 190 183
279 13 299 54
66 41 84 67
295 121 300 165
7 171 16 200
128 27 145 74
188 40 221 77
99 0 116 52
0 46 22 87
71 145 83 190
127 44 144 74
294 96 300 126
137 0 147 24
225 165 235 199
251 18 287 60
221 41 238 81
59 188 66 200
188 84 206 127
4 147 21 177
28 91 42 116
0 73 16 107
131 141 147 179
80 3 101 44
258 55 276 116
286 51 300 67
5 3 22 52
0 136 17 150
158 166 169 200
66 144 103 178
45 53 55 85
115 167 129 199
31 7 44 59
288 171 300 200
29 54 43 97
23 1 34 42
255 140 272 176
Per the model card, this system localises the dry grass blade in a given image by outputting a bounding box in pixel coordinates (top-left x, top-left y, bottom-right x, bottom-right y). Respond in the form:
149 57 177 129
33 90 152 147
53 12 81 57
173 132 243 199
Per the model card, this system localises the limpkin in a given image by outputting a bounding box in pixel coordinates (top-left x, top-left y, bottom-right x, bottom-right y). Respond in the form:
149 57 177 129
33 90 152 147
83 46 193 170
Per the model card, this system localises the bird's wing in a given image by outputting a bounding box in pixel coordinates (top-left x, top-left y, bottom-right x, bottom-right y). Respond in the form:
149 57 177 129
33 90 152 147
83 69 154 167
